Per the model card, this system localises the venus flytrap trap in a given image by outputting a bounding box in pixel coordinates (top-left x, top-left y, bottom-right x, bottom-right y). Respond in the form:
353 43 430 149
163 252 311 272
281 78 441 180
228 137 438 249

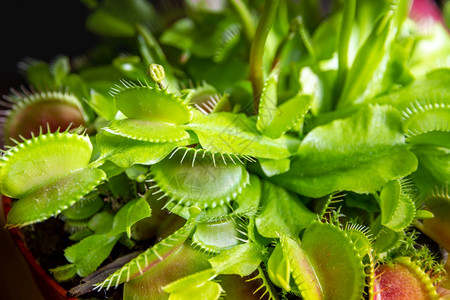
1 0 450 299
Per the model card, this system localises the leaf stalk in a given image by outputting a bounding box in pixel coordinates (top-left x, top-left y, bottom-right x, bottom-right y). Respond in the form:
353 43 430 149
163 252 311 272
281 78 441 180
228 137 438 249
249 0 280 115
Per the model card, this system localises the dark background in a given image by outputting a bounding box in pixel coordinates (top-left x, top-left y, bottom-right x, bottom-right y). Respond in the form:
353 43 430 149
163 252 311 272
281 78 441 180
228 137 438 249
0 1 97 94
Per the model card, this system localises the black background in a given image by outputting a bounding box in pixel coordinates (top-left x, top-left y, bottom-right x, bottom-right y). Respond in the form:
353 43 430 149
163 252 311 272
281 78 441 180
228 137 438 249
0 1 97 94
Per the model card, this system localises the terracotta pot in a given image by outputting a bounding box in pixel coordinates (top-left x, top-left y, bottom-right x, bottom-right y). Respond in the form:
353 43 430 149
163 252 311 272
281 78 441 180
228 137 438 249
2 196 77 300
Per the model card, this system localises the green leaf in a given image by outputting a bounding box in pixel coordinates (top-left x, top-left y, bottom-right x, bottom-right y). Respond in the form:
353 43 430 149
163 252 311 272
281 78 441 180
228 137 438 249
50 264 77 282
379 179 416 232
99 0 156 23
299 67 323 115
186 112 300 159
103 119 190 143
7 168 106 227
337 11 393 108
113 86 192 124
335 0 356 99
151 147 249 210
263 95 312 139
408 23 450 77
51 56 70 85
160 18 219 58
125 165 148 182
214 23 241 63
0 132 93 198
372 69 450 111
69 229 93 242
186 57 249 92
255 181 316 238
110 197 151 238
273 105 418 197
98 221 195 288
192 219 241 254
268 243 292 291
88 90 117 121
113 56 149 82
168 281 222 300
415 210 434 220
86 0 156 37
233 174 261 215
257 73 278 133
208 243 263 277
411 146 450 198
370 217 403 254
163 269 217 294
61 195 104 221
65 234 120 277
280 236 323 299
259 158 290 177
86 10 135 37
88 211 114 234
301 222 367 300
401 95 450 148
107 172 135 199
135 24 179 92
95 131 190 169
345 223 372 259
23 60 54 90
123 245 211 300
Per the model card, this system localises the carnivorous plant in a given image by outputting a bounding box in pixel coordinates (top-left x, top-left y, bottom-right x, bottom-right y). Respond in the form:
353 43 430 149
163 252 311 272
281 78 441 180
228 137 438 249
1 0 450 299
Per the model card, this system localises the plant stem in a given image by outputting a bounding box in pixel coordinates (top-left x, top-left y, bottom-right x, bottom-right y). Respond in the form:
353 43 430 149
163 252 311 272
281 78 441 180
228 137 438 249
135 24 167 66
297 16 316 61
229 0 255 43
249 0 280 114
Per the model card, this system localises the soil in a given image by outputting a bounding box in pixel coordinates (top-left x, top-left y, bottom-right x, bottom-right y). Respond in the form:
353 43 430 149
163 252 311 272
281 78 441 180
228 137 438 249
22 218 125 300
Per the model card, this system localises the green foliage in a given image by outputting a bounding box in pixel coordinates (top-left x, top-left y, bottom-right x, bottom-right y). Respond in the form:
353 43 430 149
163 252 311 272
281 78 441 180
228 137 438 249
208 242 264 276
2 1 450 299
65 234 120 277
110 197 151 238
192 219 241 253
49 264 78 282
112 84 192 124
301 222 367 300
379 179 416 231
186 112 299 159
95 131 192 169
255 181 316 238
151 147 250 214
123 245 211 300
86 0 157 37
273 105 418 197
97 221 195 289
2 132 106 227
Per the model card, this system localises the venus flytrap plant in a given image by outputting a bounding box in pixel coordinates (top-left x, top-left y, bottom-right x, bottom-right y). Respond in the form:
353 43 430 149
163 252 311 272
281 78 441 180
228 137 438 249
2 0 450 299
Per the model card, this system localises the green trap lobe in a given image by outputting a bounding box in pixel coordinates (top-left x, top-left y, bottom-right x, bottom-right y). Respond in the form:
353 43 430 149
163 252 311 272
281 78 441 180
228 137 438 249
0 133 93 198
186 112 298 159
151 148 249 208
7 168 106 227
103 119 190 143
281 236 323 300
302 222 366 300
114 87 192 124
97 221 195 288
192 219 240 253
123 245 211 300
95 131 190 169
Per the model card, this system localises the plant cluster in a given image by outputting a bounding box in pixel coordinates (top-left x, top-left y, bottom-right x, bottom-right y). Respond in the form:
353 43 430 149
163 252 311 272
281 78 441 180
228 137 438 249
1 0 450 299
